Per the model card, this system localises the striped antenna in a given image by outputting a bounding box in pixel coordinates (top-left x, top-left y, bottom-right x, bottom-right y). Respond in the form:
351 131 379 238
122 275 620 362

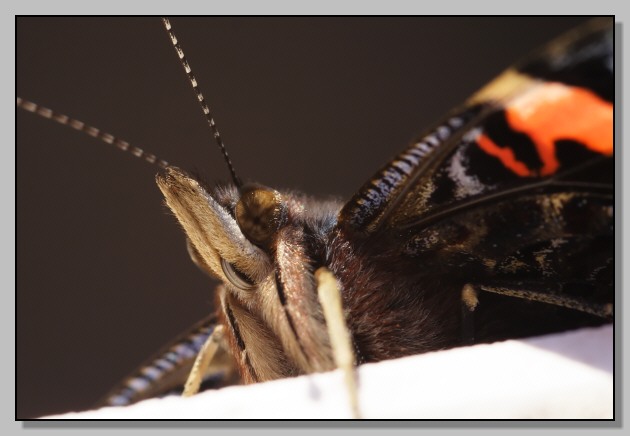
161 17 242 188
17 97 170 169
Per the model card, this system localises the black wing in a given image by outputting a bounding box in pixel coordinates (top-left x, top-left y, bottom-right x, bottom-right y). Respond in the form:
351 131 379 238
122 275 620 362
96 315 237 408
334 18 613 360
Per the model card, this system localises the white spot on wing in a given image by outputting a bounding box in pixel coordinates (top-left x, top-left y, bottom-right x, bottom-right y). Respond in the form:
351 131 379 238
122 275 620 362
436 126 451 140
463 127 482 143
425 135 439 147
401 152 420 165
392 160 413 175
449 116 464 128
448 144 487 199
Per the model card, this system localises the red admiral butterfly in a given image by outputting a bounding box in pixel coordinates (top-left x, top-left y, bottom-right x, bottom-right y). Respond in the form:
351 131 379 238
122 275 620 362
17 17 612 417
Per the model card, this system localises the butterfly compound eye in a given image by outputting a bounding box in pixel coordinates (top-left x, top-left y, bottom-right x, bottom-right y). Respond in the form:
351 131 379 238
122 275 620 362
235 186 287 248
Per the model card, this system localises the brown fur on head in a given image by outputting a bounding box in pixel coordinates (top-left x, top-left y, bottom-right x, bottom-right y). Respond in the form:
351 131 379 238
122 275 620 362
157 167 341 382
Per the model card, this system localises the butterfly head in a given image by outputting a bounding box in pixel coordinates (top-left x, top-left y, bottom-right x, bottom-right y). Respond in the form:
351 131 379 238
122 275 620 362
156 166 339 381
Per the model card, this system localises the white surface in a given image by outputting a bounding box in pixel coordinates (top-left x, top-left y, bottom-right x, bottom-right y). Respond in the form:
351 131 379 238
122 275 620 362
45 325 613 419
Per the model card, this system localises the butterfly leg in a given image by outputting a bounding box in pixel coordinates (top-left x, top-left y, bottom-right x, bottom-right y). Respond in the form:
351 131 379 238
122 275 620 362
182 324 225 397
461 284 479 345
315 267 361 419
477 285 613 319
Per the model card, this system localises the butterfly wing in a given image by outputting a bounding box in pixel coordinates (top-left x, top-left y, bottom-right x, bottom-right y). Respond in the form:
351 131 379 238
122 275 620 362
339 18 612 235
335 18 613 357
96 315 238 407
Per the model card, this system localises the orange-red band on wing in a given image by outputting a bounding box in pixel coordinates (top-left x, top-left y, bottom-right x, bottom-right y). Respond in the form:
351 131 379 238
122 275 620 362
476 134 531 177
476 82 613 177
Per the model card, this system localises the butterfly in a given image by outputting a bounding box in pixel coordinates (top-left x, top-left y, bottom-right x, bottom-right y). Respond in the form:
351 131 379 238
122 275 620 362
17 17 612 418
